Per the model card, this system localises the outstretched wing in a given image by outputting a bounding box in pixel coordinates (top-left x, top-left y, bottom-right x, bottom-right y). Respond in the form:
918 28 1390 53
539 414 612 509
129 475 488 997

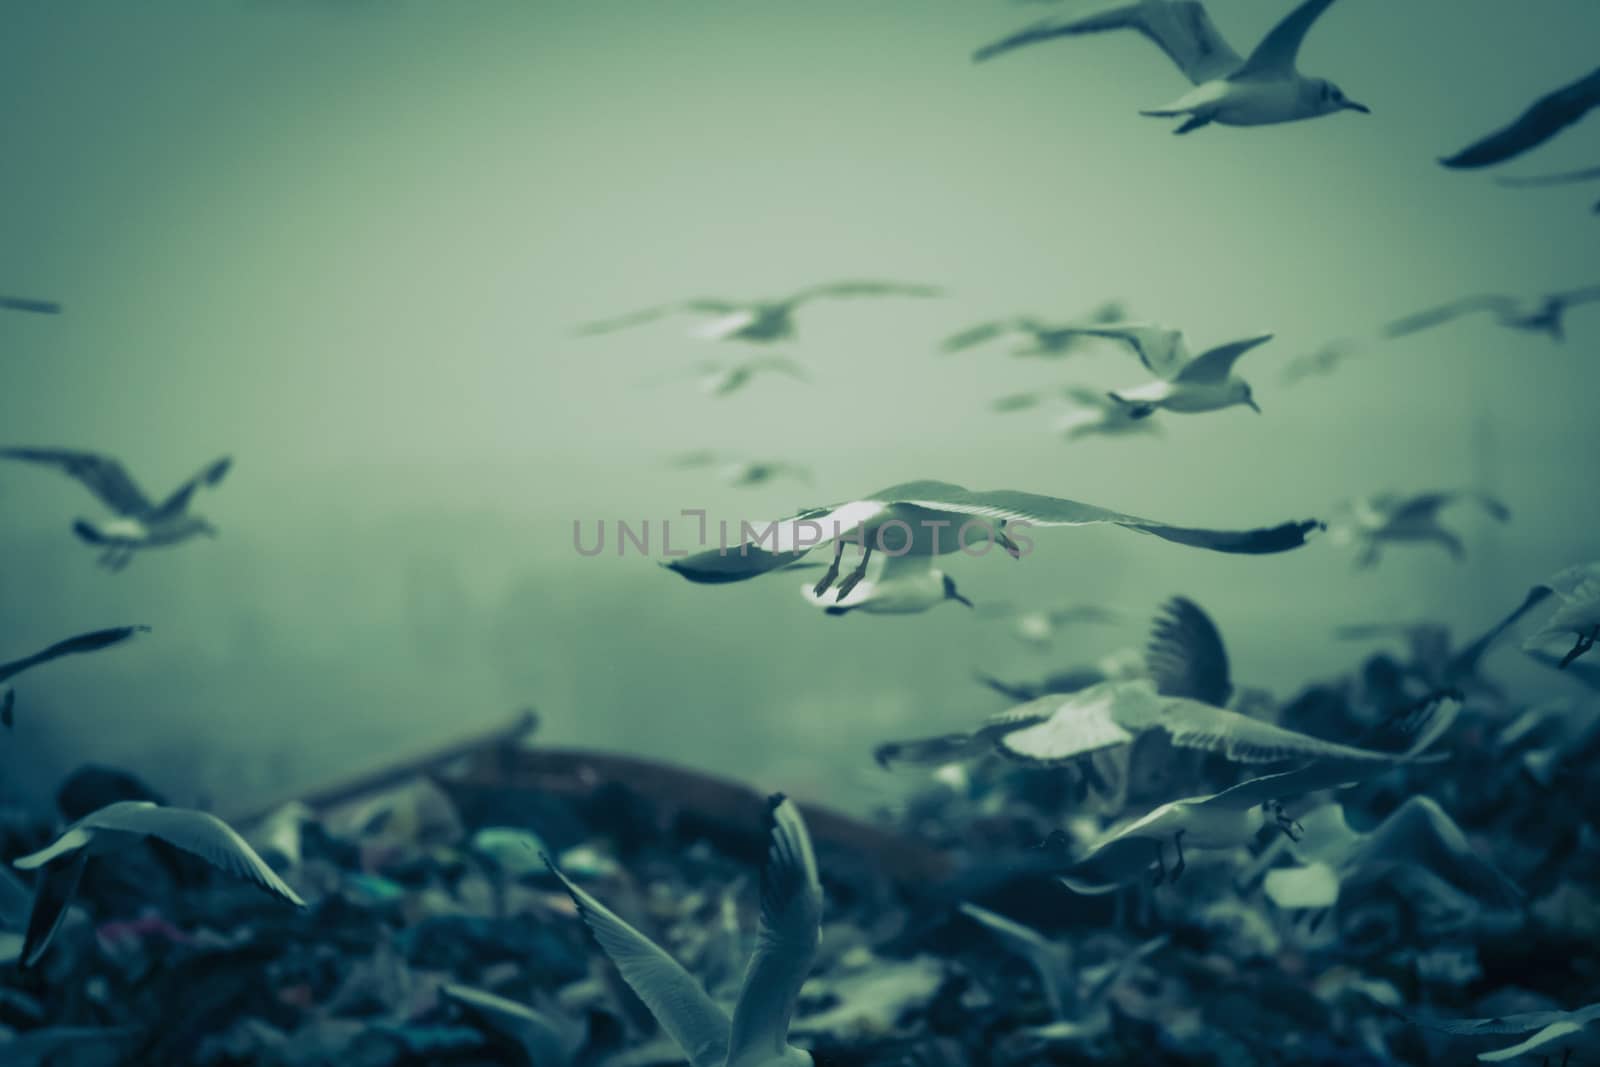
1145 596 1231 705
942 321 1014 353
1354 796 1523 911
1381 296 1518 338
0 625 149 686
1116 693 1412 764
726 796 822 1064
19 856 86 968
150 457 231 520
996 683 1143 764
574 300 740 335
547 861 732 1067
787 280 943 307
1497 165 1600 189
1553 283 1600 308
975 1 1243 85
1233 0 1341 78
1446 585 1553 681
0 447 153 516
82 803 304 906
1171 334 1273 385
0 296 62 315
1440 66 1600 169
1049 322 1184 376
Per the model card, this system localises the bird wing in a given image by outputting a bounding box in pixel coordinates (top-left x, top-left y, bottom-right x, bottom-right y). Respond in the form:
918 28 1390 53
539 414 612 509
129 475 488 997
19 855 86 968
787 280 943 307
942 321 1014 353
1357 796 1523 911
575 300 741 335
875 699 1053 766
440 984 574 1064
1406 1008 1576 1037
1497 165 1600 188
1553 283 1600 308
1439 66 1600 169
0 296 62 314
726 797 822 1064
1144 596 1231 705
79 803 304 907
871 480 1322 555
1479 1021 1591 1063
1381 296 1517 337
0 863 29 931
1540 560 1600 602
991 390 1046 412
149 457 232 521
1262 861 1341 909
0 447 154 516
1170 334 1273 385
0 625 149 686
1048 322 1184 376
1232 0 1341 78
996 683 1143 764
547 862 731 1067
1120 696 1413 764
974 1 1243 85
1446 585 1554 681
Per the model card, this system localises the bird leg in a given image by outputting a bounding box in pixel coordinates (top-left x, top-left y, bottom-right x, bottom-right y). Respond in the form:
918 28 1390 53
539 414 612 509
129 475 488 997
832 541 873 601
1271 801 1303 842
1169 830 1187 883
996 524 1022 559
1150 840 1167 887
811 540 843 597
1559 625 1599 669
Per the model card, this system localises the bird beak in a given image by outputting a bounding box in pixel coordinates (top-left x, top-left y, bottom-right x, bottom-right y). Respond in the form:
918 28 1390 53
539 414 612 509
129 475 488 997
1246 398 1262 414
1342 100 1370 114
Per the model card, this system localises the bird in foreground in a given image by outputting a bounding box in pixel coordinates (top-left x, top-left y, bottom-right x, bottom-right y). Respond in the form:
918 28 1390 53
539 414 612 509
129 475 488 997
577 280 942 345
1262 795 1524 914
1522 561 1600 669
940 301 1126 357
1440 66 1600 170
662 480 1322 592
669 451 813 488
1383 285 1600 343
1406 1002 1600 1063
0 295 62 314
1328 490 1510 569
12 801 305 967
1 626 150 728
799 552 973 617
0 447 231 570
975 0 1369 134
547 794 822 1067
977 601 1120 647
1065 322 1271 417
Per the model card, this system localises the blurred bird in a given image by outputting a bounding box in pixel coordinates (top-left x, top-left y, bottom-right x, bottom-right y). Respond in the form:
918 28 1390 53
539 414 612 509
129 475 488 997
1522 561 1600 669
1279 338 1364 385
1440 66 1600 169
1092 324 1272 417
1383 285 1600 342
991 387 1164 441
977 601 1120 647
0 447 231 570
1407 1001 1600 1063
669 451 813 488
0 295 61 314
1496 165 1600 214
940 301 1126 357
547 795 822 1067
1328 490 1510 568
975 0 1369 134
647 357 812 397
577 280 942 345
799 552 973 616
958 903 1073 1018
1 626 149 728
664 479 1321 589
13 801 305 967
441 983 585 1067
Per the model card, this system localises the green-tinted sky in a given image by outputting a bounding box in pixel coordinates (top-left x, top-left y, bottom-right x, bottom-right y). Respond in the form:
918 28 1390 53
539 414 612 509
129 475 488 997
2 0 1596 811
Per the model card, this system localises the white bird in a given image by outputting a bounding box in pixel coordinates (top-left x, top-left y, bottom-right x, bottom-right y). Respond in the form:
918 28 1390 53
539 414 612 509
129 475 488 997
1329 490 1510 569
977 600 1120 647
577 281 943 345
1440 66 1600 170
1522 561 1600 669
0 447 231 571
12 801 306 967
669 451 814 488
940 301 1126 357
974 0 1369 134
547 794 821 1067
1406 1002 1600 1063
799 552 973 616
1384 285 1600 343
1077 323 1272 417
663 479 1322 593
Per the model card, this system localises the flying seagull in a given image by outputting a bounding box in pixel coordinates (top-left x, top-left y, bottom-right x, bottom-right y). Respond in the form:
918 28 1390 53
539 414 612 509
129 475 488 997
799 552 973 616
669 451 814 488
13 801 305 967
0 447 232 570
1329 490 1510 569
1405 1002 1600 1063
1 626 149 728
974 0 1369 134
0 295 62 315
578 280 942 345
662 480 1321 593
991 387 1164 441
958 903 1073 1019
1522 561 1600 669
1440 66 1600 170
940 301 1126 357
1093 323 1273 417
1383 286 1600 342
546 794 822 1067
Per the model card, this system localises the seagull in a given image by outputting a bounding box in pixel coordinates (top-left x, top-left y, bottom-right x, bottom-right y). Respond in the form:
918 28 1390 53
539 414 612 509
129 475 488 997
1440 66 1600 170
577 280 943 345
1383 286 1600 342
1522 561 1600 669
991 387 1164 441
12 801 305 967
940 301 1127 357
958 903 1073 1018
1279 338 1364 386
1406 1002 1600 1063
1262 796 1523 914
0 295 62 314
663 480 1322 593
441 983 584 1067
1329 490 1509 569
799 552 973 616
1497 165 1600 215
977 601 1120 647
1092 323 1272 416
1 626 149 727
974 0 1369 134
669 451 814 488
0 447 232 570
546 794 822 1067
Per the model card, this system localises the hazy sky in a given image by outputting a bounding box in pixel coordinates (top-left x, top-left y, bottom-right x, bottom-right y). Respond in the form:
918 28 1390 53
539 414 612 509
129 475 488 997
2 1 1596 813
